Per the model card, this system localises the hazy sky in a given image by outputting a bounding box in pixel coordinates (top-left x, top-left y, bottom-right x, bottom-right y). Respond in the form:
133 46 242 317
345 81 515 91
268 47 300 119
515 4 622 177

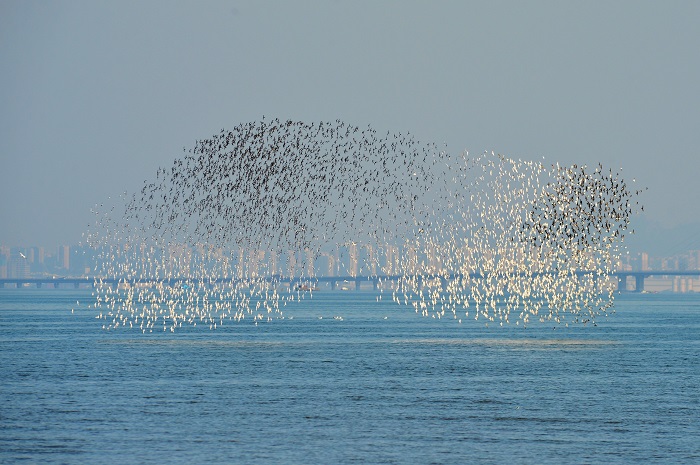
2 1 699 252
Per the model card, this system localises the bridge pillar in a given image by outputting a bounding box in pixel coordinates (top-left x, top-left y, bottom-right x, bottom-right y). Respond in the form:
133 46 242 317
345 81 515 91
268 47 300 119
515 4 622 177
635 275 645 293
330 280 336 291
16 282 22 288
440 276 448 292
355 278 361 291
373 278 378 291
417 275 423 290
617 275 627 292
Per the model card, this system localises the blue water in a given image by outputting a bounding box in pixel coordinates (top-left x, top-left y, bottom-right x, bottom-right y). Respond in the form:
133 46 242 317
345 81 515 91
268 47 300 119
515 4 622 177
1 289 699 464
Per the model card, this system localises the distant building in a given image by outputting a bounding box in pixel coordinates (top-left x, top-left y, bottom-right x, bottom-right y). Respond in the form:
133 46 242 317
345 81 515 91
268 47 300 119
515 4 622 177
58 245 70 270
34 246 45 265
316 252 334 277
8 255 30 278
287 250 297 277
641 252 649 271
268 250 278 276
0 254 7 279
348 243 358 277
304 249 314 277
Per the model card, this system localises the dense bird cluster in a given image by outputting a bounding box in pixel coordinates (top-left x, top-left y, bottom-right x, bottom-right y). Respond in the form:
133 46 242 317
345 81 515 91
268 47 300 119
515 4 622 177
85 119 643 331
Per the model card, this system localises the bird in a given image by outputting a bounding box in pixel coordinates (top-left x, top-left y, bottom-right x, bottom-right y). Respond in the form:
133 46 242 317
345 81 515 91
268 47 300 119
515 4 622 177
85 118 644 331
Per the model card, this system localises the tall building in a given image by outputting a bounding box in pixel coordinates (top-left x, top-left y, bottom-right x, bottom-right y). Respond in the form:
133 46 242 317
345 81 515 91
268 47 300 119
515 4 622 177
287 250 297 277
0 254 7 279
304 249 314 277
248 250 266 278
0 245 9 277
268 250 278 276
316 252 334 277
641 252 649 271
364 244 377 276
405 245 418 274
348 243 358 277
58 245 70 270
8 255 30 278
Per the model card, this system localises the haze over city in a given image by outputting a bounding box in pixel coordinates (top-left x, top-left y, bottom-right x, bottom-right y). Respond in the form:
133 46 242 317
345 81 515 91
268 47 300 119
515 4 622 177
2 1 699 255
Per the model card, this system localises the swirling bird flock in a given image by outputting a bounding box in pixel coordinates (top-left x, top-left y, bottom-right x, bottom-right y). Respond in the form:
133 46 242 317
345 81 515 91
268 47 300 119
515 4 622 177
85 119 643 331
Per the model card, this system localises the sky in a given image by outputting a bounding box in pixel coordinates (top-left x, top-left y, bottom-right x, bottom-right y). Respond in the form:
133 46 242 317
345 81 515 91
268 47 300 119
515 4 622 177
1 0 699 255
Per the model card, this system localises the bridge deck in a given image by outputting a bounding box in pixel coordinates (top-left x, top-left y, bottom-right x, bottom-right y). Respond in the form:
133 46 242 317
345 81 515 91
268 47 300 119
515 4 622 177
2 271 699 292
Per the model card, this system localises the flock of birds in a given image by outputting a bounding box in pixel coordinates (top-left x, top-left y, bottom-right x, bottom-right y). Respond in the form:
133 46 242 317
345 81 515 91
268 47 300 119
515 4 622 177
84 118 644 332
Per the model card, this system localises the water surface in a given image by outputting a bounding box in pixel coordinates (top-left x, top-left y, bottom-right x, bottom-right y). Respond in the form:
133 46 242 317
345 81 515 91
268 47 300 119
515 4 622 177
1 290 699 464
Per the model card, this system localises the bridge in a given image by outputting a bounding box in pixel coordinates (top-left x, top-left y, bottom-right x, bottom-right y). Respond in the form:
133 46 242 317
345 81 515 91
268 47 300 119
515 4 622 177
1 271 699 292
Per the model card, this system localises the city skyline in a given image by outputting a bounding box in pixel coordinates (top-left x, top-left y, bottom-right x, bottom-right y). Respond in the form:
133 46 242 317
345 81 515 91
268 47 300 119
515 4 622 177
3 241 700 296
3 239 700 281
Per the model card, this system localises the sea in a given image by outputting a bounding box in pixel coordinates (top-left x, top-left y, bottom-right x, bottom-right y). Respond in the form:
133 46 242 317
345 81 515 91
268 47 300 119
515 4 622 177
1 288 699 464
